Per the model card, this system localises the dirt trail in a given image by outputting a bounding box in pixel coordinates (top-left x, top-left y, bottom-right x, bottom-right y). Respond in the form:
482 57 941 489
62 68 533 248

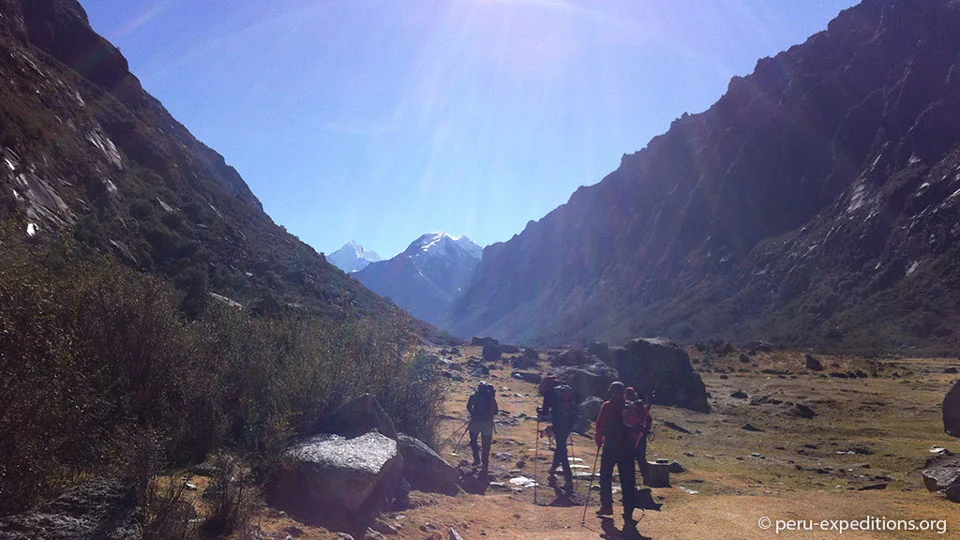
246 346 959 539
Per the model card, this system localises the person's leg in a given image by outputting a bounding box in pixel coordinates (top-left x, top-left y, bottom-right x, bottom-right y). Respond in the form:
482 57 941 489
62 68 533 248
469 430 480 466
618 448 637 522
480 427 492 473
636 437 649 485
598 448 615 514
556 430 573 490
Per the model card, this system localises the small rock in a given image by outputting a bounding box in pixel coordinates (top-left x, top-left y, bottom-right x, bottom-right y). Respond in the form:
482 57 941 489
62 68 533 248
450 528 466 540
731 390 748 399
858 483 888 491
285 526 304 538
420 523 439 532
805 354 823 371
184 482 198 491
669 461 685 473
741 423 765 432
364 528 386 540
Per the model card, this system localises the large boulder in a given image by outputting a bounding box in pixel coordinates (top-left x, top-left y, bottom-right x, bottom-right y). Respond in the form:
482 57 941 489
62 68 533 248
616 338 710 413
322 394 398 440
549 347 593 367
523 347 540 361
397 434 459 495
511 354 538 369
500 344 520 354
550 361 618 401
471 336 499 347
805 354 824 371
945 381 960 437
922 458 960 503
580 396 604 421
0 478 141 540
482 343 502 361
270 432 405 526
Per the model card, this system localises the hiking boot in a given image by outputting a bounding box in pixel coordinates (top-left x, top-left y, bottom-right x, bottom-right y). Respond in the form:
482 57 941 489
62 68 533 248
595 504 614 516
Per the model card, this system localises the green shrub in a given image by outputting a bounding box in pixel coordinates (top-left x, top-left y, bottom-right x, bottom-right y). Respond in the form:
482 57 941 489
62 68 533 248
0 220 443 517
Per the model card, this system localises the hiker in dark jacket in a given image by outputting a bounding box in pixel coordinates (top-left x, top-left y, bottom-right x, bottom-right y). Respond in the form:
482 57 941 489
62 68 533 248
594 381 636 527
624 387 652 485
538 380 576 495
467 381 498 479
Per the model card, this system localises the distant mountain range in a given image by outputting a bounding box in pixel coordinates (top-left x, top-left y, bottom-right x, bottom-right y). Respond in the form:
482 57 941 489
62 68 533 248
328 241 382 273
441 0 960 355
354 233 481 325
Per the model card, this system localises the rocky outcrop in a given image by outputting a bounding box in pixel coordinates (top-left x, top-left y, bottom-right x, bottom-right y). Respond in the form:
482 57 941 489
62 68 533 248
441 0 960 355
550 362 618 401
922 458 960 503
270 432 406 526
471 337 499 347
615 338 710 413
322 394 398 440
580 396 604 421
0 478 141 539
945 381 960 437
523 347 540 360
397 434 459 495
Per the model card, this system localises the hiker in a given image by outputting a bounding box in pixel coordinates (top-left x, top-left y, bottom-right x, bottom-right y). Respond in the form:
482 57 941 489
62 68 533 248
624 387 653 485
594 381 637 528
467 381 498 479
537 376 577 495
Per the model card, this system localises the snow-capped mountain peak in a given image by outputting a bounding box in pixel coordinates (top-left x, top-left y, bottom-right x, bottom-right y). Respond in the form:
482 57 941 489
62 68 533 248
328 241 382 273
404 232 482 260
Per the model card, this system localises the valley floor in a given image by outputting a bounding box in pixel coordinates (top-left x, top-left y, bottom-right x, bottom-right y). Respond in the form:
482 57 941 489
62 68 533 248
245 347 959 539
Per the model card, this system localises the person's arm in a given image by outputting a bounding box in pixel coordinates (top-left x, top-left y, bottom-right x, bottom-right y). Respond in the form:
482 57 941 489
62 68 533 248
492 397 499 417
595 402 608 448
539 393 552 417
467 395 476 415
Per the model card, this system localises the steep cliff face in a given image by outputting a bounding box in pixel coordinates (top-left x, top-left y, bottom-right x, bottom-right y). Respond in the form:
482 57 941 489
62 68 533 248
443 0 960 354
0 0 390 319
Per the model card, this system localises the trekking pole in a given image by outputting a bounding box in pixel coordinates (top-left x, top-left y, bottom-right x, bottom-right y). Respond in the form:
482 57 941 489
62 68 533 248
534 414 540 505
580 445 601 525
441 419 470 446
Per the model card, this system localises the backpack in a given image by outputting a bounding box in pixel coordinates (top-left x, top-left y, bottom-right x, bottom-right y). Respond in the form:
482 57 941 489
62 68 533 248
622 399 652 448
550 384 578 431
470 383 496 423
538 375 560 397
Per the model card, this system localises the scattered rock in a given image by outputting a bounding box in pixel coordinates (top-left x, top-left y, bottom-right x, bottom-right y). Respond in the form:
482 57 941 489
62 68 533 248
663 421 692 434
739 354 751 364
322 394 398 440
945 367 959 374
0 478 141 540
730 390 748 399
858 483 888 491
805 354 823 371
669 461 686 473
450 527 466 540
511 371 542 384
523 347 540 361
790 404 817 419
397 433 459 495
190 461 218 477
741 423 765 432
500 344 520 354
285 525 305 538
511 355 537 369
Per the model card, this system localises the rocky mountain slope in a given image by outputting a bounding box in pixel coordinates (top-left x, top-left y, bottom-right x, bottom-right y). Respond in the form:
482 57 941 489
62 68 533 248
328 240 382 273
442 0 960 355
355 233 481 325
0 0 396 320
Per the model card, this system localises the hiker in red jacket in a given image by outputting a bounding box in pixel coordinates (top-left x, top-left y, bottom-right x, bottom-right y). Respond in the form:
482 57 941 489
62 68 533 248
594 381 637 528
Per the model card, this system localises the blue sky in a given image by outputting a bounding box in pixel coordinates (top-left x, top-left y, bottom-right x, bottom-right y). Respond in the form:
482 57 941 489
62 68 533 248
80 0 859 259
